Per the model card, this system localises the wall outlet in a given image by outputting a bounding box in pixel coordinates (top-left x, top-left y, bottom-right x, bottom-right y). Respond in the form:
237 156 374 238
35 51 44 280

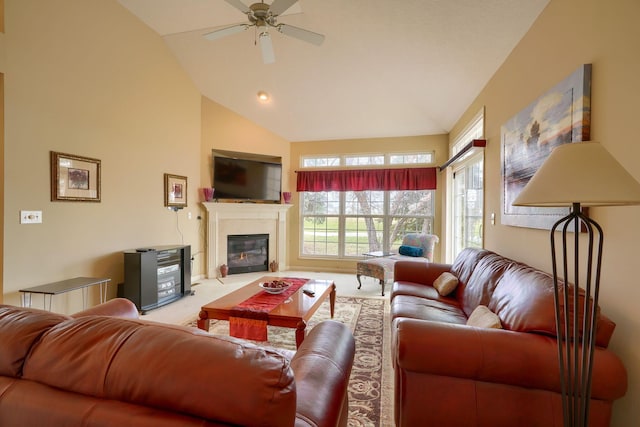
20 210 42 224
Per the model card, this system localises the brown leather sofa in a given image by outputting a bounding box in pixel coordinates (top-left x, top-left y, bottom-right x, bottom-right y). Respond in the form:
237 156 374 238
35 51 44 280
391 248 627 427
0 298 355 426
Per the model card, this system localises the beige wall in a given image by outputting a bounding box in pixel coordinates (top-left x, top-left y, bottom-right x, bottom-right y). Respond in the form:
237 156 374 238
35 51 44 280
3 0 203 312
0 72 3 305
200 96 291 195
0 0 5 304
450 0 640 424
289 135 449 272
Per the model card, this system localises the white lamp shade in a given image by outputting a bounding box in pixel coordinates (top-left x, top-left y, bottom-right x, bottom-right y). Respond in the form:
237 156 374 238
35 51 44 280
513 142 640 207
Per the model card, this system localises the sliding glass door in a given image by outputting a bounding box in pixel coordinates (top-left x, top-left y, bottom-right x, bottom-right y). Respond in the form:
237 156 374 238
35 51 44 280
452 153 484 259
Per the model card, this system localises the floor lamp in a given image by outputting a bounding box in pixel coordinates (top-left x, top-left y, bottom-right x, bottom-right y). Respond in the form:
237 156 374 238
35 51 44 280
512 142 640 426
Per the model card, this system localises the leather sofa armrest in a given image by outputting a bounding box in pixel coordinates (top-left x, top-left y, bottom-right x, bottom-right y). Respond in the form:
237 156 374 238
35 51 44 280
71 298 139 319
291 320 355 427
393 261 452 286
393 318 627 401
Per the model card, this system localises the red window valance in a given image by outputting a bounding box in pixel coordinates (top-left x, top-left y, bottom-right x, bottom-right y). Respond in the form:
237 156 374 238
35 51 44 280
296 167 437 192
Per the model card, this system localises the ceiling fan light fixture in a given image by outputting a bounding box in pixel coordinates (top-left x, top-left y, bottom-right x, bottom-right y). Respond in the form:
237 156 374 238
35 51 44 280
258 30 275 64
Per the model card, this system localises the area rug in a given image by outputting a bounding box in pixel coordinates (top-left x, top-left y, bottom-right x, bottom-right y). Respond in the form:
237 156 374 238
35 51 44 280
186 296 393 427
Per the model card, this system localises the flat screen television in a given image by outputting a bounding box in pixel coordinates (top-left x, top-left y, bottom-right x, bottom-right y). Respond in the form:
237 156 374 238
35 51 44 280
213 154 282 203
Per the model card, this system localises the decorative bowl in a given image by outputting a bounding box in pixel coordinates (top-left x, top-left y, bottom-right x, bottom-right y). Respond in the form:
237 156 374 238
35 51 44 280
259 280 291 294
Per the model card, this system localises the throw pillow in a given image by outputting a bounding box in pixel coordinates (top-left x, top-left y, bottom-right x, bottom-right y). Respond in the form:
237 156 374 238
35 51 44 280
398 245 424 257
466 305 502 329
433 272 459 296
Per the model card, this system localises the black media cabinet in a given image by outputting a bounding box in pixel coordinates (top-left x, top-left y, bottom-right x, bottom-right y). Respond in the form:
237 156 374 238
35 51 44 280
122 245 191 313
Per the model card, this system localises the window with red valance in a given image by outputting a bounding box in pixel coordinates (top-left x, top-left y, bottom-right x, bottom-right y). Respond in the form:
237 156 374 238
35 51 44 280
296 167 437 192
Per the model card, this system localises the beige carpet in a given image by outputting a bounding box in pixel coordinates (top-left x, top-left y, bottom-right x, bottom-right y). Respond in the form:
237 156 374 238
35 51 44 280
185 295 393 427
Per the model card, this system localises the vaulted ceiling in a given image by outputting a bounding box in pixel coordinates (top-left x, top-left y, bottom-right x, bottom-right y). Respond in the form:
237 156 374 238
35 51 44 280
118 0 549 142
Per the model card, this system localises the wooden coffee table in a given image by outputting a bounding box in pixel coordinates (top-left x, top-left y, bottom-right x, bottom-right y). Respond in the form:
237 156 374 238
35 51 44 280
197 276 336 348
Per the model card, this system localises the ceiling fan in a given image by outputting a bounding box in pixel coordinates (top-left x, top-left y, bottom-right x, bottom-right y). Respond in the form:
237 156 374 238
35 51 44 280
203 0 325 64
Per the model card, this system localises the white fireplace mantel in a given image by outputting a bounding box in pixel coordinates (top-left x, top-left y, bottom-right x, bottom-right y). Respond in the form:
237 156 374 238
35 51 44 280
202 203 292 278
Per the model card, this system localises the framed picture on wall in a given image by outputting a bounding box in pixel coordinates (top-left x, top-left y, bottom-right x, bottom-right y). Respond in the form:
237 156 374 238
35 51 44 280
164 173 188 208
50 151 101 202
501 64 592 230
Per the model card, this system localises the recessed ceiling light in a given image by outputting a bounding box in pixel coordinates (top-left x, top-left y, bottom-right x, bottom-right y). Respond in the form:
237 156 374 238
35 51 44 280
257 91 270 102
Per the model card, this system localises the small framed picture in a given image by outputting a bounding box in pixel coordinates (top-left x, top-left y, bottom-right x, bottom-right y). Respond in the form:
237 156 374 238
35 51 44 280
164 173 188 208
50 151 101 202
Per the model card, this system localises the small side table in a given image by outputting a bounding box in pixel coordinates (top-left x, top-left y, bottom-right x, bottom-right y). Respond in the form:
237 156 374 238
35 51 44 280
19 277 111 311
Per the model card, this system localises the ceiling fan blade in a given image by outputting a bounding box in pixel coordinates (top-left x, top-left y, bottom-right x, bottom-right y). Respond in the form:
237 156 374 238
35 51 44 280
203 24 250 41
277 24 325 46
224 0 251 14
269 0 298 16
259 31 276 64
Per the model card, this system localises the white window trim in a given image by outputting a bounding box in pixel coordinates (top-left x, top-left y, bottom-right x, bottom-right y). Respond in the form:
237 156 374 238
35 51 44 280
445 107 485 263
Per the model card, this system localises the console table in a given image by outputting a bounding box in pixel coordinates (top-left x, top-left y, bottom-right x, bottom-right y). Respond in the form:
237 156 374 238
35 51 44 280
19 276 111 311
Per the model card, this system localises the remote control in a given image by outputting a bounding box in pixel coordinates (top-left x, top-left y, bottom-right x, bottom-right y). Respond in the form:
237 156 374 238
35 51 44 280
303 289 315 297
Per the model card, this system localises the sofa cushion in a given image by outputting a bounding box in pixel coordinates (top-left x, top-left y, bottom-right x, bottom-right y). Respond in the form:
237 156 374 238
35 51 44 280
398 245 423 257
391 295 466 324
488 264 611 347
466 305 502 329
458 253 515 317
433 272 458 296
450 248 491 289
488 264 557 336
0 305 69 378
392 281 442 300
71 298 139 319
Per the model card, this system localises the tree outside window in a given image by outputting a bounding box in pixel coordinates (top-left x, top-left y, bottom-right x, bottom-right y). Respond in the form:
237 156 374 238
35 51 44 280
300 153 435 258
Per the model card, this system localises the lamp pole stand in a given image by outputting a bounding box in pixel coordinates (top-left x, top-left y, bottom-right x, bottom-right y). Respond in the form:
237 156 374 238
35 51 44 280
550 202 603 427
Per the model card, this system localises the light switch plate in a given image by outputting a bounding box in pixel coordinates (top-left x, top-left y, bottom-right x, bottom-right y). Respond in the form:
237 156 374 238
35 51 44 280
20 210 42 224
